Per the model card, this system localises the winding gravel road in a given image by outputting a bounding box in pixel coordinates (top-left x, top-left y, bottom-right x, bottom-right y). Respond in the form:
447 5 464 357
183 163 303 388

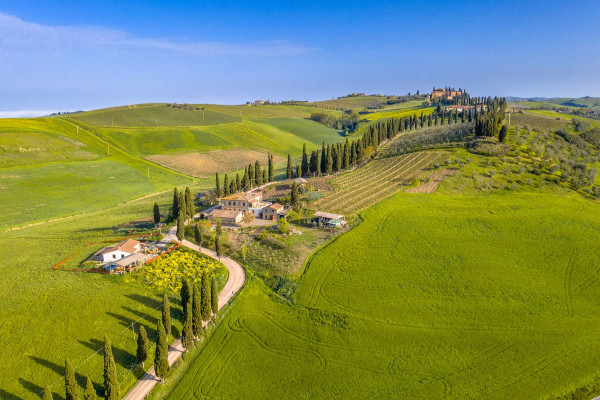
123 225 245 400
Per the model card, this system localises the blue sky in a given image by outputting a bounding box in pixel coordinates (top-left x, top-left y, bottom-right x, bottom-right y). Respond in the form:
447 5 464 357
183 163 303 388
0 0 598 115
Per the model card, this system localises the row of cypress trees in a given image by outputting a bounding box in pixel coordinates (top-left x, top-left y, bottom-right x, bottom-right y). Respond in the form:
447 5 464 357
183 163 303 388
215 153 275 196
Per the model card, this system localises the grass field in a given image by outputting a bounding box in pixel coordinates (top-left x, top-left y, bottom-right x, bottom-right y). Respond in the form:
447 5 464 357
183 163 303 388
251 117 345 145
312 151 448 215
0 191 189 400
311 96 392 110
201 104 326 119
69 104 241 127
165 191 600 400
526 110 600 128
362 106 435 122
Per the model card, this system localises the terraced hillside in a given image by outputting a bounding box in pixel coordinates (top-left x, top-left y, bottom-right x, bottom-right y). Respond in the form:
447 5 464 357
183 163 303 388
313 151 448 214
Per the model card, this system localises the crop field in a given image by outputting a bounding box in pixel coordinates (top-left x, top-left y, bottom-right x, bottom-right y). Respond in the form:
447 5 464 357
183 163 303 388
147 149 283 178
68 104 241 127
165 192 600 400
252 117 345 145
526 110 600 128
379 99 426 111
200 104 326 119
312 151 448 214
0 191 188 399
362 106 435 122
311 96 391 110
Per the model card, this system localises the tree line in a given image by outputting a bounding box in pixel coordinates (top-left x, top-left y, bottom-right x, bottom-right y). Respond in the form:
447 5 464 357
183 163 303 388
310 110 360 132
46 271 220 400
215 153 275 196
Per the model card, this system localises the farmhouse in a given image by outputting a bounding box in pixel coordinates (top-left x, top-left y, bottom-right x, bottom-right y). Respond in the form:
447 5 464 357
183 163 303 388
221 192 262 211
263 203 285 220
103 252 150 273
100 239 141 262
313 211 346 228
206 208 243 225
429 88 462 100
445 105 476 112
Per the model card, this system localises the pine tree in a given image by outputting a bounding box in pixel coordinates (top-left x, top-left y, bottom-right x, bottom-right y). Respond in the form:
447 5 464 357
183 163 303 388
162 293 172 338
137 325 148 368
83 377 96 400
301 143 308 177
291 182 299 206
154 320 169 383
181 301 194 352
215 235 222 261
286 154 292 179
192 284 202 337
268 153 274 182
201 270 211 320
211 276 219 314
180 278 191 319
223 174 229 196
185 187 194 219
43 386 53 400
215 173 221 198
103 338 119 400
194 224 203 250
176 213 185 241
64 359 78 400
172 188 179 220
153 202 160 224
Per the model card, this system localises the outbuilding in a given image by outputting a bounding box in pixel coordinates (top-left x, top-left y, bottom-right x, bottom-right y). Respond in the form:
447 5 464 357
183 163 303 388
313 211 346 228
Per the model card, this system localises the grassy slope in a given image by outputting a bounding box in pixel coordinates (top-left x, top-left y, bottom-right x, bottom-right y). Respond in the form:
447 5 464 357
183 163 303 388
200 104 326 118
311 96 390 110
526 110 600 128
0 192 186 400
167 191 600 400
250 117 345 146
362 106 435 122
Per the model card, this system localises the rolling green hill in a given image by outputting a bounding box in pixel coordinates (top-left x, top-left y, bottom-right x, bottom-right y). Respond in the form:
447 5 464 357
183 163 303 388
251 117 345 145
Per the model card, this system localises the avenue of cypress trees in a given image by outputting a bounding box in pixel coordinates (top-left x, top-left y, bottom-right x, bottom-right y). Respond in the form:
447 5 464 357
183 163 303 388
103 338 119 400
211 276 219 314
180 279 191 320
192 283 202 338
154 320 169 383
64 360 78 400
201 271 211 321
137 325 148 368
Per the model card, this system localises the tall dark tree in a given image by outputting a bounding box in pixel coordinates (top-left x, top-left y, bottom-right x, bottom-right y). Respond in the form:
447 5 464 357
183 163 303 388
83 377 96 400
162 293 172 338
215 235 223 261
291 182 299 206
223 174 229 196
194 224 203 250
211 276 219 314
153 202 161 224
248 163 255 188
255 160 262 186
185 187 194 219
181 301 194 352
262 169 267 186
201 270 211 320
103 338 119 400
137 325 148 368
176 213 185 241
178 192 186 222
235 173 241 192
180 278 191 320
154 320 169 383
342 140 349 170
192 284 202 338
172 188 179 220
242 170 250 191
64 360 78 400
268 153 274 182
320 142 327 173
301 143 309 177
215 218 222 237
43 386 54 400
499 124 508 143
326 145 333 174
215 173 221 198
295 164 300 179
286 154 293 179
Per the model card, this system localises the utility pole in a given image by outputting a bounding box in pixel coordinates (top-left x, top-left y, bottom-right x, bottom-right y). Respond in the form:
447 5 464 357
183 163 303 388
107 145 110 156
147 168 150 178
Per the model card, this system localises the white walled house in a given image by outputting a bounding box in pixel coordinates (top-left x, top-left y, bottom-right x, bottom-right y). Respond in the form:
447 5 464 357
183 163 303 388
101 239 141 263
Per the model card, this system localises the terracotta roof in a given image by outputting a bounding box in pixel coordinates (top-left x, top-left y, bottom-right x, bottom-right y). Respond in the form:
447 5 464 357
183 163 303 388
209 209 242 219
268 203 284 210
103 239 140 255
221 192 260 202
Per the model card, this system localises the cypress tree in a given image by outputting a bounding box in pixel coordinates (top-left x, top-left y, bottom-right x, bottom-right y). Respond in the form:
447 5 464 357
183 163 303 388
64 359 78 400
262 169 267 185
103 338 119 400
137 325 148 368
286 154 292 179
181 301 194 352
153 202 160 224
180 278 191 319
499 124 508 143
43 386 53 400
248 163 254 188
185 187 194 219
194 224 203 250
154 320 169 383
326 145 333 174
255 160 262 186
162 293 171 338
216 218 222 237
215 173 221 198
291 182 299 206
242 170 250 191
301 143 308 176
176 213 185 241
230 177 237 194
342 140 349 169
320 142 327 173
192 284 202 337
201 271 211 321
335 144 342 171
172 188 179 220
268 153 274 182
178 192 186 222
295 164 300 179
235 173 240 192
83 377 96 400
211 276 219 314
215 235 222 261
223 174 229 196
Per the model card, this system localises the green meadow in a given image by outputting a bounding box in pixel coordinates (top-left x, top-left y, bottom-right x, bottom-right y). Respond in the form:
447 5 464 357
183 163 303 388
166 192 600 400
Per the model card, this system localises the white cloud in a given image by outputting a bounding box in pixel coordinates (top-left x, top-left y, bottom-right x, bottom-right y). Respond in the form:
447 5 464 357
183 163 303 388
0 12 315 56
0 110 58 118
